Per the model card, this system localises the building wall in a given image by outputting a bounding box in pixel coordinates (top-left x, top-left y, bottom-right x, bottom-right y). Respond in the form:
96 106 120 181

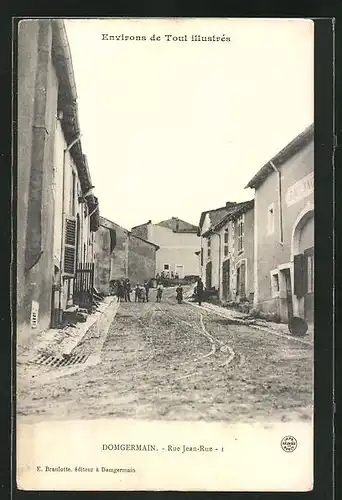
17 20 58 343
109 223 128 281
131 223 149 240
94 219 158 291
17 20 40 331
52 119 94 311
200 207 254 301
149 225 200 277
234 208 254 301
94 225 112 294
254 140 314 321
128 234 157 285
217 207 254 302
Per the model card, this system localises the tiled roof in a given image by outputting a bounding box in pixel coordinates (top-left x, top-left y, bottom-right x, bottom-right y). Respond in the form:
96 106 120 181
212 199 254 232
198 202 239 235
156 217 198 233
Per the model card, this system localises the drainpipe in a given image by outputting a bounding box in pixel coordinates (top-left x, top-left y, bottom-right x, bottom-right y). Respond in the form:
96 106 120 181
211 231 222 296
270 160 284 245
57 135 81 321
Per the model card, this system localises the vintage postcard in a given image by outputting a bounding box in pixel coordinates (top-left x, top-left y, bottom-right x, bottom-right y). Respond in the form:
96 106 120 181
16 17 314 491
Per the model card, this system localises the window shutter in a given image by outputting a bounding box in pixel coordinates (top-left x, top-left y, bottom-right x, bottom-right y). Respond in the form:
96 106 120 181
64 215 77 277
109 228 116 253
200 247 203 266
294 253 305 297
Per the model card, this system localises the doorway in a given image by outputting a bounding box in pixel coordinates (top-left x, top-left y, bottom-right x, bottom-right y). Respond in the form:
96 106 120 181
222 259 230 300
206 261 212 289
175 264 184 279
279 267 293 323
304 246 314 322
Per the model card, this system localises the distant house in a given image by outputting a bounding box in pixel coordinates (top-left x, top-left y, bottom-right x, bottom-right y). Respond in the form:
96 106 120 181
246 124 314 324
198 201 254 303
131 217 200 279
94 217 159 293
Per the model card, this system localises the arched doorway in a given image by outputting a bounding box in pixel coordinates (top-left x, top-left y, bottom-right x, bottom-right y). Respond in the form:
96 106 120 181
291 203 314 323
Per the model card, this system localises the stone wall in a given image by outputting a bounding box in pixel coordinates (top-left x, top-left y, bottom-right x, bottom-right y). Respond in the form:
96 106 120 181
17 20 58 343
128 234 157 285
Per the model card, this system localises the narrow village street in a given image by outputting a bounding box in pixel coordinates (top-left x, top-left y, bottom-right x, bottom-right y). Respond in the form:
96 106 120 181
17 287 313 424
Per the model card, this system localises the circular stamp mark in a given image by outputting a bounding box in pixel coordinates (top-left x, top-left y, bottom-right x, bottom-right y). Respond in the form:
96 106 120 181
281 436 297 452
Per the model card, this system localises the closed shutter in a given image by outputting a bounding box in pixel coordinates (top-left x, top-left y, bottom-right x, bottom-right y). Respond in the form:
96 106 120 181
64 215 77 277
294 253 305 297
109 228 116 253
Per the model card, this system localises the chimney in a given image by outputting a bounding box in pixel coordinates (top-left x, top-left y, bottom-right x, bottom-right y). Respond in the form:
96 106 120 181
147 220 151 224
225 201 237 208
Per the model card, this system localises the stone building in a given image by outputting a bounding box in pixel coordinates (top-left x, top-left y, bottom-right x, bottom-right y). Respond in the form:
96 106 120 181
198 200 254 304
17 19 99 342
246 124 314 324
94 217 159 294
131 217 200 279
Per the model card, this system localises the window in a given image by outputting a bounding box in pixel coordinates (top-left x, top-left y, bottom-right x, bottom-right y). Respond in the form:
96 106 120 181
270 270 280 297
224 228 229 257
207 236 211 258
237 215 244 253
163 264 170 271
267 203 275 235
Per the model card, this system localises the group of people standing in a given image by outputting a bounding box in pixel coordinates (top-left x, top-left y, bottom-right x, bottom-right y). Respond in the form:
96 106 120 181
114 276 204 305
133 282 150 303
116 278 133 302
115 278 164 303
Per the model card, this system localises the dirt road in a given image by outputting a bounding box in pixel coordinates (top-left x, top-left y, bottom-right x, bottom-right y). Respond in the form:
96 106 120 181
17 288 313 423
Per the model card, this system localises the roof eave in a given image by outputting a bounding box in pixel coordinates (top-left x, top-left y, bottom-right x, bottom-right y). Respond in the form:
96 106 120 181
245 124 314 189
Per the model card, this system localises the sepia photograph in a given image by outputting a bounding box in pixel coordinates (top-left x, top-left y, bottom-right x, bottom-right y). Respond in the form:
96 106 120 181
16 17 314 491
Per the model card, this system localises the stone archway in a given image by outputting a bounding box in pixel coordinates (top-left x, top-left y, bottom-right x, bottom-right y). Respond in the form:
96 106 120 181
290 202 314 316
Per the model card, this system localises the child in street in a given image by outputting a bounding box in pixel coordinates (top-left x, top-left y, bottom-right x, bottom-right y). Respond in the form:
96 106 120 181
156 283 163 303
139 285 146 303
134 284 141 302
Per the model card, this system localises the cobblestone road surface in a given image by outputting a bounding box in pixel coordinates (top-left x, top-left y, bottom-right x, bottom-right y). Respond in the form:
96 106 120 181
17 288 313 423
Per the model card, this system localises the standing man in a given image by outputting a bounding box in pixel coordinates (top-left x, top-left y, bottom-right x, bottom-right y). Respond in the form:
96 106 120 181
144 280 150 302
124 278 131 302
196 277 204 306
117 280 124 300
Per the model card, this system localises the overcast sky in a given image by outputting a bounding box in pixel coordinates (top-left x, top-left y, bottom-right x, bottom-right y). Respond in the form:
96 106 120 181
65 18 313 230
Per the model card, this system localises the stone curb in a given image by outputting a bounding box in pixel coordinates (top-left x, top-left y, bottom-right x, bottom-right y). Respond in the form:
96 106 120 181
18 297 120 362
61 297 120 356
186 300 312 346
187 301 249 325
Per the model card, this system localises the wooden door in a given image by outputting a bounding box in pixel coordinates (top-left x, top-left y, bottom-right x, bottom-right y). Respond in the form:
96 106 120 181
222 259 230 300
206 261 212 289
304 247 314 322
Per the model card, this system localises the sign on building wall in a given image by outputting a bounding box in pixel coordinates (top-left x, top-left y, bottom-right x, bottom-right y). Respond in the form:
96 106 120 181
285 172 314 207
